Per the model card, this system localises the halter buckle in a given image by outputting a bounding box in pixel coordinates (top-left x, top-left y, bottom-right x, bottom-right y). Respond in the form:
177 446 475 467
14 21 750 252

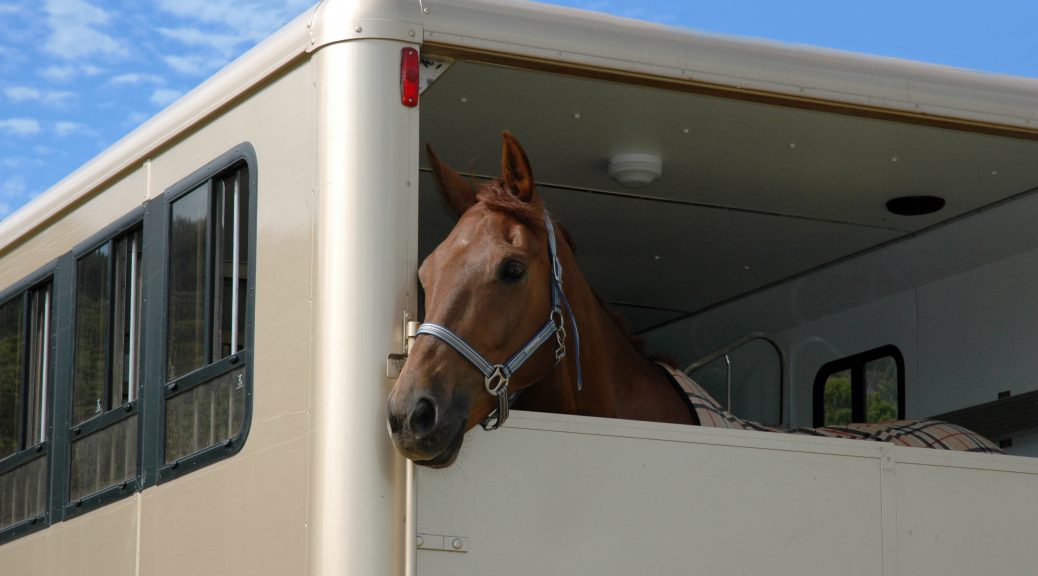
481 367 511 431
484 365 510 397
551 307 567 364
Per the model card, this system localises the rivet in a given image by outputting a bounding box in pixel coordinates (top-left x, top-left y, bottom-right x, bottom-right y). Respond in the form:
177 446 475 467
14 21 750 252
423 7 430 13
452 538 463 550
991 170 999 176
416 535 425 547
788 142 796 149
891 156 899 163
409 29 416 37
572 112 581 119
459 97 468 103
354 25 363 33
682 127 690 134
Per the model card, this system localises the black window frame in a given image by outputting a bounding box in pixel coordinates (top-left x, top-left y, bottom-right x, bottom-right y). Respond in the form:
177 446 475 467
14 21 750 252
149 143 257 485
0 264 57 544
813 345 905 427
63 209 146 519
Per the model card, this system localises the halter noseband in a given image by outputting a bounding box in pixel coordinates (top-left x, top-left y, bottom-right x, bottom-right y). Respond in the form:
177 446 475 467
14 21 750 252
414 211 582 431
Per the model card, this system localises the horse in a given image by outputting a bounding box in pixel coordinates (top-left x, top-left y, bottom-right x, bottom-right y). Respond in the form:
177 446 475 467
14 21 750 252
386 132 1001 468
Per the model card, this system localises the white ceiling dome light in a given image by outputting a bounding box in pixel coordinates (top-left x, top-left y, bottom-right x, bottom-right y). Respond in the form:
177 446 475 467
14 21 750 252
607 153 663 188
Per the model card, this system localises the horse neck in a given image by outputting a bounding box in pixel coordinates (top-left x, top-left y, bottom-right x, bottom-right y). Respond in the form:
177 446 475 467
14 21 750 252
523 241 691 424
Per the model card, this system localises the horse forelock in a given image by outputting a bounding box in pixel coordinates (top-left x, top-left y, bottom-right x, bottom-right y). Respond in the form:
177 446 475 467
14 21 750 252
475 180 543 230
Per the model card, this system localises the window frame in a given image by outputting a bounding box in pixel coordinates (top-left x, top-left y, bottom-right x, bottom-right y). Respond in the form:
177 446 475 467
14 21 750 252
63 209 146 519
0 142 257 545
813 345 905 427
149 143 257 485
0 263 57 544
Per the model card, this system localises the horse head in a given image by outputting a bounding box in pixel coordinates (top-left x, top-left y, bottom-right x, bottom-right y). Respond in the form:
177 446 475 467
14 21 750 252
388 132 570 467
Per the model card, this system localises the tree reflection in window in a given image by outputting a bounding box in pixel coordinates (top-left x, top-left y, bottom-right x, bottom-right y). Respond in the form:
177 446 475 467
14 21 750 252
165 164 249 464
815 346 904 427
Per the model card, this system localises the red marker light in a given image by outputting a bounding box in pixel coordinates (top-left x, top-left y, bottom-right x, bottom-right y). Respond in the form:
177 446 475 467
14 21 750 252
401 47 419 108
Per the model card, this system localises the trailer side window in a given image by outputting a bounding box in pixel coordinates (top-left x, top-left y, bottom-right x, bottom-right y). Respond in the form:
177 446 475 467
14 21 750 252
814 345 904 427
0 280 53 536
161 152 253 478
69 226 142 507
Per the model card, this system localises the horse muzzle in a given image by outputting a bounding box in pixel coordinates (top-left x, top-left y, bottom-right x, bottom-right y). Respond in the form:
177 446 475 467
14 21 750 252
387 386 470 468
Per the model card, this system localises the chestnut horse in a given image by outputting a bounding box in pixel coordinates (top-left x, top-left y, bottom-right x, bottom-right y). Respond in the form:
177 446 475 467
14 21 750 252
387 132 693 467
387 132 1001 468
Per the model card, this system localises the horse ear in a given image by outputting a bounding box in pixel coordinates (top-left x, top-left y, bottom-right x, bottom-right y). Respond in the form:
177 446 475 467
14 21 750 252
427 143 476 216
501 131 537 204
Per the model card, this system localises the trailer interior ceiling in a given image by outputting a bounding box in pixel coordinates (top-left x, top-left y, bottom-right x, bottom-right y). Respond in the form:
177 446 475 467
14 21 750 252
417 59 1038 333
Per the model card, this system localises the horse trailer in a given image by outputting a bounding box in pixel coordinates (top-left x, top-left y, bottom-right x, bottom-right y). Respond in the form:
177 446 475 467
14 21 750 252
1 0 1037 574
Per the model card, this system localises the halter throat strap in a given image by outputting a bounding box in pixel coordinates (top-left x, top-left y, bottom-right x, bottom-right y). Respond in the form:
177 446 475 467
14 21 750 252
414 211 582 431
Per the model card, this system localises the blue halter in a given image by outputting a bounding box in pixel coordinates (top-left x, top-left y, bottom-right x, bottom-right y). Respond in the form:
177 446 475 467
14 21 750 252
415 211 582 430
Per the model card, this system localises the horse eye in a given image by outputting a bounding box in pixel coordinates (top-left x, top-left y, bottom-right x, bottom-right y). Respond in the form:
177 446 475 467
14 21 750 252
500 260 526 283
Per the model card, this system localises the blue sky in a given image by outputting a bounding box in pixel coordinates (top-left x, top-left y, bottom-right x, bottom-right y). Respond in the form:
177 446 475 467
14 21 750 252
2 0 1036 220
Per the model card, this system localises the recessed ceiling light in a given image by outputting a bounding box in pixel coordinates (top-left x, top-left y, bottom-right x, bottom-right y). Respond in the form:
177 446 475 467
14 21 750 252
885 195 945 216
607 153 662 188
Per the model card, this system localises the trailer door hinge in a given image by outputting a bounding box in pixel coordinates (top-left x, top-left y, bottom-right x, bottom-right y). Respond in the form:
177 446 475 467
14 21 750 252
417 533 468 553
387 320 421 378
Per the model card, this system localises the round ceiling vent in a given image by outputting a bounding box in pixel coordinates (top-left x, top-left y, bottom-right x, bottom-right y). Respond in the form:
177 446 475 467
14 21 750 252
886 195 945 216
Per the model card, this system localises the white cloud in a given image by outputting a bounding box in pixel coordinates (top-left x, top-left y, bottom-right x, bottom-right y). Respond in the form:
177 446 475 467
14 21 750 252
43 0 124 60
110 73 166 86
4 86 38 101
157 0 311 42
126 111 149 126
163 54 224 76
150 88 182 107
0 176 27 219
4 86 76 107
159 26 240 56
41 65 77 81
39 64 104 82
0 118 42 136
53 120 96 137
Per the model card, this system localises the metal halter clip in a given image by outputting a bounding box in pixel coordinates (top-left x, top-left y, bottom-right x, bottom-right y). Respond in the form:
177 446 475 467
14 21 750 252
551 307 567 365
481 366 511 431
484 365 510 397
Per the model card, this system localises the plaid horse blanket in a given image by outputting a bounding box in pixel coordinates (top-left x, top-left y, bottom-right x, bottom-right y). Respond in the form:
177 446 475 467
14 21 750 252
662 365 1002 453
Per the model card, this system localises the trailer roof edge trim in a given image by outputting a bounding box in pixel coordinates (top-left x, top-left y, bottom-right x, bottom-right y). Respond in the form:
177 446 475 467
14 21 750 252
422 0 1038 131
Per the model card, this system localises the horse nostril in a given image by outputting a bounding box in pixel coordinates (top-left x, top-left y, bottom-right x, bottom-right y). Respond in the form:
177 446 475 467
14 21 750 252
409 396 438 437
387 407 404 436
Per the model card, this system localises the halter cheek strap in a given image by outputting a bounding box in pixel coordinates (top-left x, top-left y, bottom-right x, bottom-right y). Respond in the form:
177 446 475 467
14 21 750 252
414 211 582 431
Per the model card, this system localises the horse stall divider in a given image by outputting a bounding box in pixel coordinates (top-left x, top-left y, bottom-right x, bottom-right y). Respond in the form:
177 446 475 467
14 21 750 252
414 411 1038 576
